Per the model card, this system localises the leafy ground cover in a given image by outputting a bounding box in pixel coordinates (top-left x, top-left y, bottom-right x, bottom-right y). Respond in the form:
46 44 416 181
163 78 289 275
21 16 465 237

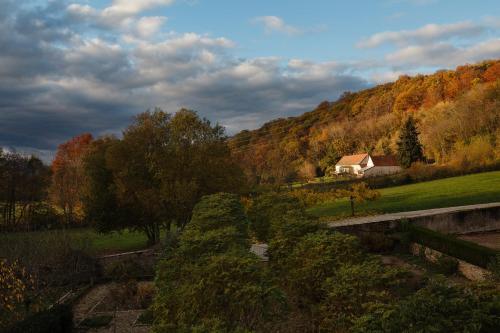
309 171 500 218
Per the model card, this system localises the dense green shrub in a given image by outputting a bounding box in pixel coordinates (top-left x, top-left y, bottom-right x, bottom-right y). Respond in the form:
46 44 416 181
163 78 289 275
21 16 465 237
406 225 498 268
4 304 73 333
266 210 409 332
152 193 286 332
247 192 302 242
320 259 408 332
176 226 249 260
353 279 500 333
267 210 324 273
283 230 364 304
154 253 286 332
435 255 459 276
188 193 249 236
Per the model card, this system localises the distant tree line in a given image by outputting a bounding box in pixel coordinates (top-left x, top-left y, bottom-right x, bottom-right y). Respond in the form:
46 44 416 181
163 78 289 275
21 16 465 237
230 60 500 185
0 109 245 242
0 151 51 229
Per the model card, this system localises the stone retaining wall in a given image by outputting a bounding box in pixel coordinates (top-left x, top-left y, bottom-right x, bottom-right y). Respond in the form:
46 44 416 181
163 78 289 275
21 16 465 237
411 205 500 234
409 243 490 281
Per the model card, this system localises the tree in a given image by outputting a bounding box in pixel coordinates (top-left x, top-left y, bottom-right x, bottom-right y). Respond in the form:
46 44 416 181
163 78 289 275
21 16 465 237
156 109 246 229
84 109 245 244
50 133 93 224
0 153 50 228
339 182 381 216
397 116 424 168
82 137 134 234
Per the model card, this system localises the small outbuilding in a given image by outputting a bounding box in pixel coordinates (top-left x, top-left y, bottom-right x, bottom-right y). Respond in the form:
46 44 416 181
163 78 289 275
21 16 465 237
335 153 401 177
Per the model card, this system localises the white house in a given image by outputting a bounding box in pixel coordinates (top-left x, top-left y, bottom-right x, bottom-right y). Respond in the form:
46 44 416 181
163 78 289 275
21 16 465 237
335 153 401 177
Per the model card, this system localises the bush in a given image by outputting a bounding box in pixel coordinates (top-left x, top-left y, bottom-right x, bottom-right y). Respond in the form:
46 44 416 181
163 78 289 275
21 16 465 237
136 282 155 308
4 304 73 333
188 193 249 237
282 230 364 304
405 225 498 268
435 255 459 276
0 259 36 328
487 254 500 282
352 279 500 333
104 259 144 281
267 210 324 273
154 252 286 332
320 259 407 332
153 193 286 332
177 226 250 260
247 192 302 242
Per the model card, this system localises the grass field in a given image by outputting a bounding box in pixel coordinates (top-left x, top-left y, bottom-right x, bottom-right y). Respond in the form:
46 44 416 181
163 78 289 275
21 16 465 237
84 229 157 254
0 228 155 255
309 171 500 218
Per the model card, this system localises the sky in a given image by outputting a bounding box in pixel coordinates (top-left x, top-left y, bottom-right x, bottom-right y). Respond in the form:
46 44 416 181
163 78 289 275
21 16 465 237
1 0 500 161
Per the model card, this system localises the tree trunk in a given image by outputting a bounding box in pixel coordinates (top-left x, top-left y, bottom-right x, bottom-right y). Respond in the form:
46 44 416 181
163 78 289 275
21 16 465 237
350 196 355 216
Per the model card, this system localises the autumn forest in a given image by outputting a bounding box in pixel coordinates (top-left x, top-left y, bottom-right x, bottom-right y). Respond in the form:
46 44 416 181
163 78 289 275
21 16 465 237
230 60 500 184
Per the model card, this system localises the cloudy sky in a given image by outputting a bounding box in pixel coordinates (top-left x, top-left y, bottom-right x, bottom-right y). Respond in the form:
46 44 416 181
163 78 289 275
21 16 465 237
1 0 500 161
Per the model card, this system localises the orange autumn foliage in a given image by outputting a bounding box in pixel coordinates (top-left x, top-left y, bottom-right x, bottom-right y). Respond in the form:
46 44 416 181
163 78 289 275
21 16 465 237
230 60 500 184
50 133 93 223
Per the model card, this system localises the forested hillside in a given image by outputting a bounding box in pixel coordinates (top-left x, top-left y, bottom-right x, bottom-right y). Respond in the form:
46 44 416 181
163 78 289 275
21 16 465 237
229 60 500 184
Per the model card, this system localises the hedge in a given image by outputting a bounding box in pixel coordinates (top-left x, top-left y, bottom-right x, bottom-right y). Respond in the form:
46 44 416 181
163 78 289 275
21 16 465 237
405 224 499 268
3 304 73 333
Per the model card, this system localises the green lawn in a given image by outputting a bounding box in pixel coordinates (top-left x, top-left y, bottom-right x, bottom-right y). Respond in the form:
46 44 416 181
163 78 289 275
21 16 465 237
309 171 500 218
84 229 155 254
0 228 155 255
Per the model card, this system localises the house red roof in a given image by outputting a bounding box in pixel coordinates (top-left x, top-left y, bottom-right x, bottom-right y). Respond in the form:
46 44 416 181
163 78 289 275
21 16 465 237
336 153 368 166
371 155 399 166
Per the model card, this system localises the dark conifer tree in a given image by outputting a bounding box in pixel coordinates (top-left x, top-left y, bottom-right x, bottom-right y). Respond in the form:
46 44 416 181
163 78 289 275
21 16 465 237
397 116 424 168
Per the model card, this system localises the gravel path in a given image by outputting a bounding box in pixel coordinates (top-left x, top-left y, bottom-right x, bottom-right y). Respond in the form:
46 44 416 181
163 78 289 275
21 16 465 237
73 283 152 332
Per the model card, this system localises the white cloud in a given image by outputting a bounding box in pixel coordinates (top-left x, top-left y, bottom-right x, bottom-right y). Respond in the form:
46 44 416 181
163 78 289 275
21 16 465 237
370 70 406 83
358 21 485 48
67 0 174 31
386 39 500 68
102 0 175 17
135 16 167 37
252 16 301 36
